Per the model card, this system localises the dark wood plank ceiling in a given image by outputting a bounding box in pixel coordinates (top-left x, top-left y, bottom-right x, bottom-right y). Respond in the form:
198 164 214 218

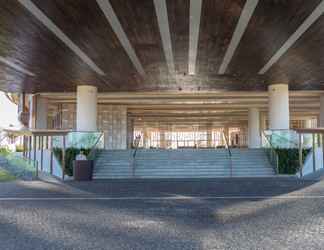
0 0 323 93
227 0 323 87
0 0 109 92
266 6 324 90
109 0 169 90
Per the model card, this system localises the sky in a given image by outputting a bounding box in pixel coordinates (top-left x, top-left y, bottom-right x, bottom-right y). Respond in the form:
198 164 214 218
0 91 19 129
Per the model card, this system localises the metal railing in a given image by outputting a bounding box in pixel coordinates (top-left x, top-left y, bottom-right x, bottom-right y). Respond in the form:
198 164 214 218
131 135 141 177
87 132 104 161
261 131 279 174
133 135 141 158
265 129 299 148
222 131 232 177
295 128 324 177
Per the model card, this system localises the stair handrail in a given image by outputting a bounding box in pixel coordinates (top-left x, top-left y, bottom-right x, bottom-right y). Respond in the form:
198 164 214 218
132 135 141 158
222 131 232 177
261 131 279 174
131 135 141 177
266 129 299 148
87 132 104 161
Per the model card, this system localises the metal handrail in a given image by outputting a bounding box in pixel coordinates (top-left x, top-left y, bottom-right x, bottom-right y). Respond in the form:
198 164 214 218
222 131 232 177
132 135 141 158
222 131 232 157
87 132 104 161
266 131 299 148
131 135 141 178
261 131 279 174
62 131 104 149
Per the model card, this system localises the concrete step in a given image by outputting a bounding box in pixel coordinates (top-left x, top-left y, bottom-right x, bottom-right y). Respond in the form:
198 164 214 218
93 149 275 179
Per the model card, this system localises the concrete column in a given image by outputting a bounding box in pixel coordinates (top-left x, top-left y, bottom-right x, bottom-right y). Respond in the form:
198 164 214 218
305 119 313 129
320 95 324 127
160 130 165 149
28 95 36 129
268 84 290 130
260 112 267 131
76 85 97 131
248 107 261 148
207 123 212 147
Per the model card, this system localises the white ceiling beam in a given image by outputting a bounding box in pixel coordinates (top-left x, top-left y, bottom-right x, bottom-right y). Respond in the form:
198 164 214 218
153 0 176 74
259 0 324 74
218 0 259 74
188 0 202 75
17 0 105 76
0 56 35 77
96 0 145 76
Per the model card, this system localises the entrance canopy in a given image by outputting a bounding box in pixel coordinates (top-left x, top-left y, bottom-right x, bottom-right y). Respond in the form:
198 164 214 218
0 0 324 93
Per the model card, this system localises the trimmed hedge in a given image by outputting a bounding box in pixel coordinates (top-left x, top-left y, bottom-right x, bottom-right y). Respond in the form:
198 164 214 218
53 147 91 176
0 147 11 157
275 148 310 174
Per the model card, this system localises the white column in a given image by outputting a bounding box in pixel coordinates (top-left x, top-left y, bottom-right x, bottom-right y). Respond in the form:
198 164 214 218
28 95 36 129
305 119 313 129
320 95 324 127
268 84 290 130
76 85 97 131
248 107 261 148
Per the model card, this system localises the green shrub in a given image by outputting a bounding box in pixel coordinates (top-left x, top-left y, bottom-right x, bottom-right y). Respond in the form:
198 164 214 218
0 147 11 157
275 148 310 174
0 168 16 182
53 147 91 176
15 145 24 152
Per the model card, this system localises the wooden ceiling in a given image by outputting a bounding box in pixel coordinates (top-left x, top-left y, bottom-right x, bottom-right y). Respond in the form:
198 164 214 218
0 0 324 93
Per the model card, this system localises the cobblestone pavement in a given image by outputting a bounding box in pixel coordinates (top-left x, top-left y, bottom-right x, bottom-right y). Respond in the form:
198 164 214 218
1 178 324 250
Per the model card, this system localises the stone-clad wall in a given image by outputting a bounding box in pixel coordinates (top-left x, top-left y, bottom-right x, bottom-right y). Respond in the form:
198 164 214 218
47 104 128 149
98 105 127 149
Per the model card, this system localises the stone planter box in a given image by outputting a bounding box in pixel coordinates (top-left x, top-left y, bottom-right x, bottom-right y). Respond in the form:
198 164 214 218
73 160 93 181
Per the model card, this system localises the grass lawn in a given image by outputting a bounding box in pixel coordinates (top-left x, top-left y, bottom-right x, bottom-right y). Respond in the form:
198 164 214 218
0 167 16 182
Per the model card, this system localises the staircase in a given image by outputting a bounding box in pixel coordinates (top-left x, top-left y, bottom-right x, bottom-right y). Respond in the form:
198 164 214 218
93 148 275 179
231 149 275 177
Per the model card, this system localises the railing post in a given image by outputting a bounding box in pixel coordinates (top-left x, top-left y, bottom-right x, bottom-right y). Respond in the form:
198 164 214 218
40 136 43 171
28 136 32 162
33 135 38 178
276 154 279 174
322 134 324 169
299 133 303 178
50 136 53 175
23 135 26 158
312 133 316 173
62 135 66 180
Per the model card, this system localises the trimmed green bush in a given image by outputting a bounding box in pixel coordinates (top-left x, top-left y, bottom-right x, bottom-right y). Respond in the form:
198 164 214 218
53 147 91 176
275 148 310 174
15 145 24 152
0 147 11 157
0 168 16 182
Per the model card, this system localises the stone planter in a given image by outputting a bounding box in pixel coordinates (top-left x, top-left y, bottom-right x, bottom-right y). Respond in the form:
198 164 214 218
73 160 93 181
